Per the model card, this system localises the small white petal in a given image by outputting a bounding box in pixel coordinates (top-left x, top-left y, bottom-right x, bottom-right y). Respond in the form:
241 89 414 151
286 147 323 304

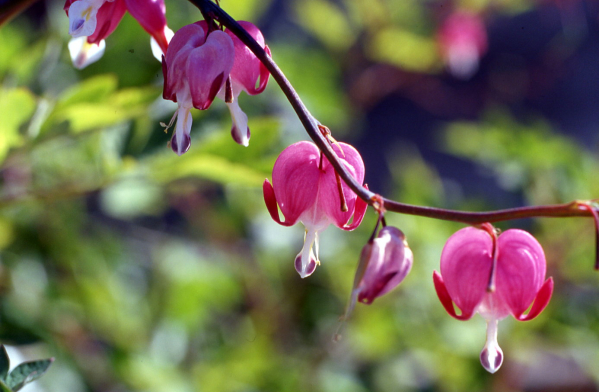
226 99 250 147
480 319 503 373
68 36 105 69
67 0 106 38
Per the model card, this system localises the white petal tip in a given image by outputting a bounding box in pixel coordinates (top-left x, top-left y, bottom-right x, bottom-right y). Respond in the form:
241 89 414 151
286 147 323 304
68 37 105 69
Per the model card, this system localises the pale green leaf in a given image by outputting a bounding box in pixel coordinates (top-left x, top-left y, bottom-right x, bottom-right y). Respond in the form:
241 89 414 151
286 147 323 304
58 104 139 133
0 87 36 162
55 74 119 110
295 0 355 51
367 28 440 72
152 153 266 186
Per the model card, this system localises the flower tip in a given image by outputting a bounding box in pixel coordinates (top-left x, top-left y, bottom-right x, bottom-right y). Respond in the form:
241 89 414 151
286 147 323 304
480 344 503 374
171 133 191 155
295 252 317 278
231 125 250 147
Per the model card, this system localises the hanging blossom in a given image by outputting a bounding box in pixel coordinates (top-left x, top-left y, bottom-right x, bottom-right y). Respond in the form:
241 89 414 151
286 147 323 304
437 11 487 79
162 20 270 154
432 227 554 373
342 225 413 321
218 21 271 147
263 141 368 278
356 226 413 304
64 0 173 69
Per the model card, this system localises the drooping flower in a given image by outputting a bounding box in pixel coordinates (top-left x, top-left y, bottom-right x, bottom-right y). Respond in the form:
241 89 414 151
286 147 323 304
340 225 412 322
162 21 235 155
263 141 368 278
433 227 554 373
356 226 413 304
437 11 487 79
64 0 173 69
218 21 271 147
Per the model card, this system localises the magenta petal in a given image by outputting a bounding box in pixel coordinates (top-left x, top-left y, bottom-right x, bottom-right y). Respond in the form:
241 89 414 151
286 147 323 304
163 23 207 102
263 179 295 227
433 271 473 320
125 0 169 53
87 0 127 44
440 227 492 318
319 143 366 229
516 277 554 321
343 194 368 231
186 30 235 110
272 142 320 226
226 21 270 95
495 229 547 318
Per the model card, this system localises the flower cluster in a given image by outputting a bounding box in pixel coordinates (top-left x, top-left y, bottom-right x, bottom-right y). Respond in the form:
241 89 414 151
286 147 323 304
162 20 270 154
64 0 173 69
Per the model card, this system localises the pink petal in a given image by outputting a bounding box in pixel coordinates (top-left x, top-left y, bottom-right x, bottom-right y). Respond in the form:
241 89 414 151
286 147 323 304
271 141 320 226
225 21 270 95
440 227 493 318
262 179 296 227
495 229 547 318
318 142 365 228
515 277 553 321
87 0 127 44
125 0 169 54
163 23 208 102
186 30 234 110
433 271 474 320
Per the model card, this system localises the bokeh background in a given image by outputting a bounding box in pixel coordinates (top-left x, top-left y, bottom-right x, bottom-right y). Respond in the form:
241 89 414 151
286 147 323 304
2 0 599 391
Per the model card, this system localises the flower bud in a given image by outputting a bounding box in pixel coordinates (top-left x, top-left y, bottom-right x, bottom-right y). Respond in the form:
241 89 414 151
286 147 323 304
357 227 413 304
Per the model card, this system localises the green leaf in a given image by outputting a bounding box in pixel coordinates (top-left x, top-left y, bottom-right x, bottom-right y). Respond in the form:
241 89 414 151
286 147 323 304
6 358 53 392
0 346 8 381
295 0 355 51
55 74 119 110
0 379 12 392
367 28 440 72
57 103 138 133
0 87 36 162
152 153 267 186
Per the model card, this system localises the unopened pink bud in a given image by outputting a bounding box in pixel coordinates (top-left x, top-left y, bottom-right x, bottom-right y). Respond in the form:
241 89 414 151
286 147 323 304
358 227 413 304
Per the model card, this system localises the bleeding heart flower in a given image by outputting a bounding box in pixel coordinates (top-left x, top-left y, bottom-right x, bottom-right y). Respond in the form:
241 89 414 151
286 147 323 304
218 21 271 147
263 141 368 278
437 11 487 79
64 0 173 68
433 227 554 373
162 21 235 155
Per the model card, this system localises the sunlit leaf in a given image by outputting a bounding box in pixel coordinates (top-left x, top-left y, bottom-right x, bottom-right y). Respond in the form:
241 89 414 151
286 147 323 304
367 28 440 72
295 0 355 51
55 74 119 110
152 153 266 186
0 87 36 161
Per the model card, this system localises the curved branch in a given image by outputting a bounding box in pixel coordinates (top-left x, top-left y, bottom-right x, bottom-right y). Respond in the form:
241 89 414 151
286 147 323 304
186 0 596 224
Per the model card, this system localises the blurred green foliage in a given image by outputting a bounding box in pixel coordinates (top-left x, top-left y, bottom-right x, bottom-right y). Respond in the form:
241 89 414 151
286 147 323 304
0 0 598 391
